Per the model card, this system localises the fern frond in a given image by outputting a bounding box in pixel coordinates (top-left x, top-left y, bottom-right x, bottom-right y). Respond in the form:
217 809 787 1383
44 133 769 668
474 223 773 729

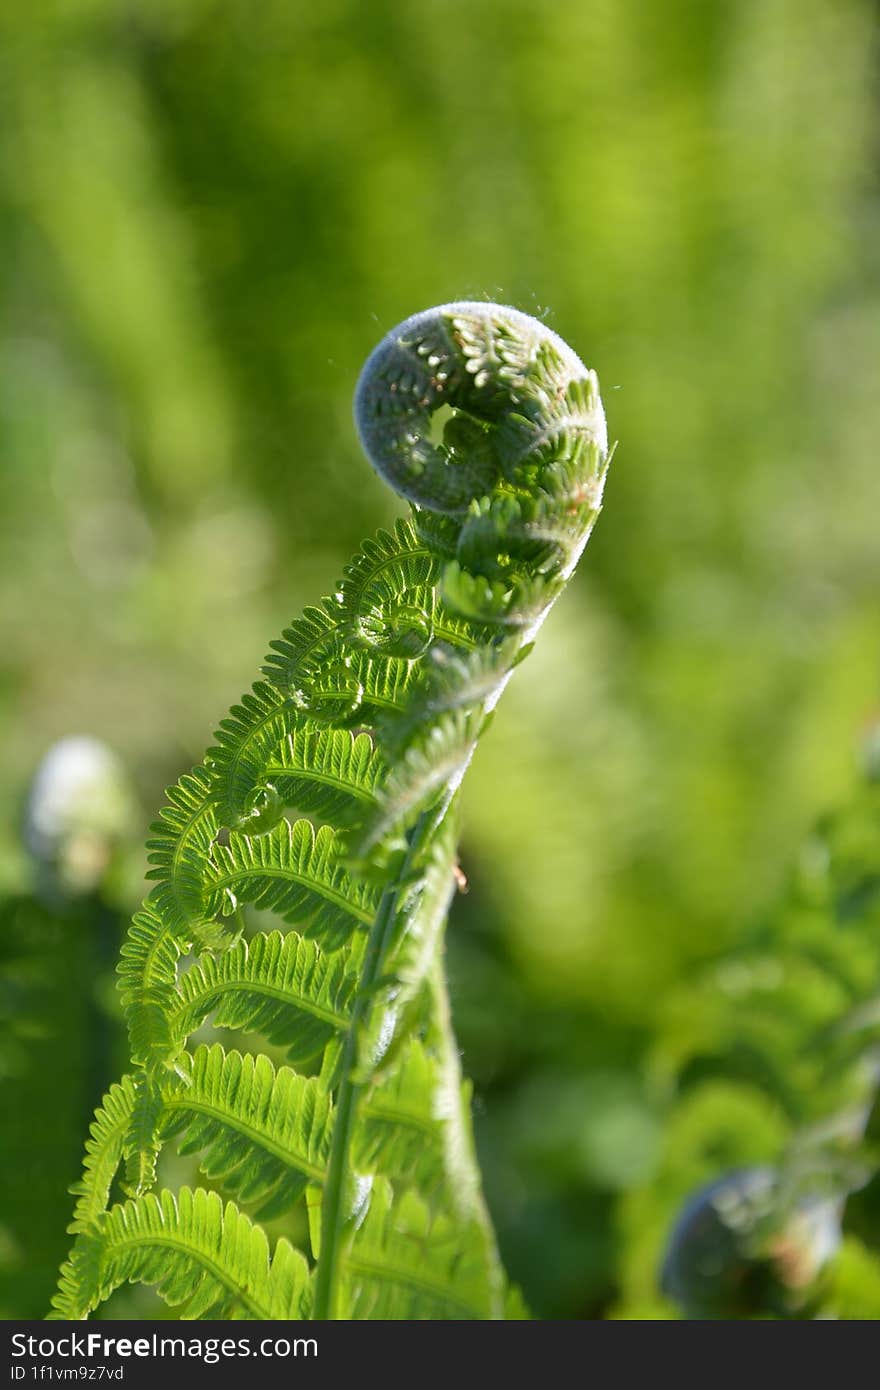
379 639 518 759
68 1076 138 1234
441 559 565 630
357 1043 445 1191
117 905 185 1071
355 712 484 860
160 1045 333 1218
208 680 297 827
340 519 476 654
59 301 610 1321
340 1180 493 1319
355 812 458 1076
262 727 383 827
172 929 357 1065
261 601 346 690
342 648 425 716
339 520 438 612
204 818 379 950
123 1073 164 1197
51 1187 311 1320
145 765 219 937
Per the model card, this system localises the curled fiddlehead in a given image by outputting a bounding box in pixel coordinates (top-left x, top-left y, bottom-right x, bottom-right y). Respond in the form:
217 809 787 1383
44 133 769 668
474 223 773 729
355 301 606 515
53 302 611 1321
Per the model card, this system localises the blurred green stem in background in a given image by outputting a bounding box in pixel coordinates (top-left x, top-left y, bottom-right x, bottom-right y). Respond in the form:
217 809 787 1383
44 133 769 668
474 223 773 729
0 739 134 1317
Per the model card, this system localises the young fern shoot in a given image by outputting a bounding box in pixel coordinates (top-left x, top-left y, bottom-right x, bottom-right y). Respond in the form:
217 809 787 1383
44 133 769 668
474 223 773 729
52 302 611 1321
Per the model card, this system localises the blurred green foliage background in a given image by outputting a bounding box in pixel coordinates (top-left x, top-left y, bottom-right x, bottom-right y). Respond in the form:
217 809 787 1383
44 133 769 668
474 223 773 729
1 0 879 1318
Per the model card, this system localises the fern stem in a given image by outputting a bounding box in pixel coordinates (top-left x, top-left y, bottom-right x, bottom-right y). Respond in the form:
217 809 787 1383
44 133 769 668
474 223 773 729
427 952 505 1319
312 808 435 1319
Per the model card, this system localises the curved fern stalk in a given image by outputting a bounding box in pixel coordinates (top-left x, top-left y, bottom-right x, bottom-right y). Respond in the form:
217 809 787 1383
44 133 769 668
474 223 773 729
53 302 610 1321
